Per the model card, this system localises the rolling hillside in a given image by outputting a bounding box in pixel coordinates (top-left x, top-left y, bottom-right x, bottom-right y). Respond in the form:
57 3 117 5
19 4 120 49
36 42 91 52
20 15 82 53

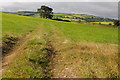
2 12 43 35
2 12 118 43
2 13 119 78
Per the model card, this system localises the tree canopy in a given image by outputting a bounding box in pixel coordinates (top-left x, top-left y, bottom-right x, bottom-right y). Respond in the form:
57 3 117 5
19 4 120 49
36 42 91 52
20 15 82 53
37 5 53 19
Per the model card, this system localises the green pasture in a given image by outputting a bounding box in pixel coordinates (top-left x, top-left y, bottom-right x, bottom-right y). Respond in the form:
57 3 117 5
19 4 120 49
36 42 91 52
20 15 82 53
2 13 118 44
2 13 44 35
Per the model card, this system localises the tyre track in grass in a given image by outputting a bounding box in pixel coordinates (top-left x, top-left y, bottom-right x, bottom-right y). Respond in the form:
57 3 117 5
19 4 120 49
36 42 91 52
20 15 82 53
47 24 118 78
2 25 43 75
2 24 56 78
2 32 33 75
45 26 79 78
1 23 118 78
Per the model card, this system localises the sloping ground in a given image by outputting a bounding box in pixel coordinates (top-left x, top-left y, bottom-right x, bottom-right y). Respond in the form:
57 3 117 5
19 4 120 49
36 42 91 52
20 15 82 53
2 12 51 35
45 25 118 78
2 13 118 44
3 25 53 78
2 13 54 78
2 13 119 78
2 31 32 70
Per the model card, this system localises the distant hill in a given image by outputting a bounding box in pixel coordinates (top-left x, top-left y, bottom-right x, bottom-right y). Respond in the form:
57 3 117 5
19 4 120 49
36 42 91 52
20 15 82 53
33 13 114 22
52 13 114 22
6 11 114 22
4 11 39 16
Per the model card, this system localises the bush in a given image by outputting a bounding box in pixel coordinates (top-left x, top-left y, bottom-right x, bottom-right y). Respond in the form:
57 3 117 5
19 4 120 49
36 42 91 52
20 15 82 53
114 20 120 26
109 23 112 25
99 22 101 24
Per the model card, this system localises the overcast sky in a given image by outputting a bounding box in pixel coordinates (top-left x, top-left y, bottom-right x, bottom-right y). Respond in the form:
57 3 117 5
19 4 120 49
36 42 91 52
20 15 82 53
0 0 119 2
0 1 119 19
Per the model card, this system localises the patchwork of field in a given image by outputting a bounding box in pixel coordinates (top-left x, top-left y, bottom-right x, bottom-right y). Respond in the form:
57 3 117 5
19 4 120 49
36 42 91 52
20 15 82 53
2 13 119 78
33 13 114 22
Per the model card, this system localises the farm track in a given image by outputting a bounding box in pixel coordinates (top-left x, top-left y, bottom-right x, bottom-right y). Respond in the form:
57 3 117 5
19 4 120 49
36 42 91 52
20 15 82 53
2 25 79 78
47 26 79 78
48 26 118 78
2 32 33 74
2 25 55 78
1 24 118 78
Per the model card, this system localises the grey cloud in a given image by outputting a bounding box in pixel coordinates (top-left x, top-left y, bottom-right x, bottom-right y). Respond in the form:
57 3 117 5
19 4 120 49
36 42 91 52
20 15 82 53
1 2 118 19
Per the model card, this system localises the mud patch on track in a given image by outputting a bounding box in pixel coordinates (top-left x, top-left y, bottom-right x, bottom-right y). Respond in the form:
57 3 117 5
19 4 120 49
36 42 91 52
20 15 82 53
2 35 19 56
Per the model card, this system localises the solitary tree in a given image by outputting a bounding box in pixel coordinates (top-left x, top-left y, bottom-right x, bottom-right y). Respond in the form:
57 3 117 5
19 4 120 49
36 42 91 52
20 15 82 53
37 5 53 19
114 20 120 26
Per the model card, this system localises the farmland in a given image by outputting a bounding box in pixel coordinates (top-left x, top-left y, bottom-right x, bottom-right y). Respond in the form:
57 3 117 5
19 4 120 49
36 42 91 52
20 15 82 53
2 13 43 35
46 21 118 44
91 22 114 25
16 12 114 23
2 12 119 78
53 13 114 22
2 13 118 44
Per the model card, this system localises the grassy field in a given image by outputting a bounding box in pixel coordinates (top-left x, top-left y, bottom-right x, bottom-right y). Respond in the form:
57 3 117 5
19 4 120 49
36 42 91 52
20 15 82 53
2 13 119 78
44 21 118 44
2 12 118 44
2 13 45 35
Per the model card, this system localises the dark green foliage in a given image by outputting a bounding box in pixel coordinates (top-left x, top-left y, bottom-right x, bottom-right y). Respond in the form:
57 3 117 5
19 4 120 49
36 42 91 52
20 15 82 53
37 5 53 19
109 23 112 25
78 20 81 23
114 20 120 26
52 18 71 22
